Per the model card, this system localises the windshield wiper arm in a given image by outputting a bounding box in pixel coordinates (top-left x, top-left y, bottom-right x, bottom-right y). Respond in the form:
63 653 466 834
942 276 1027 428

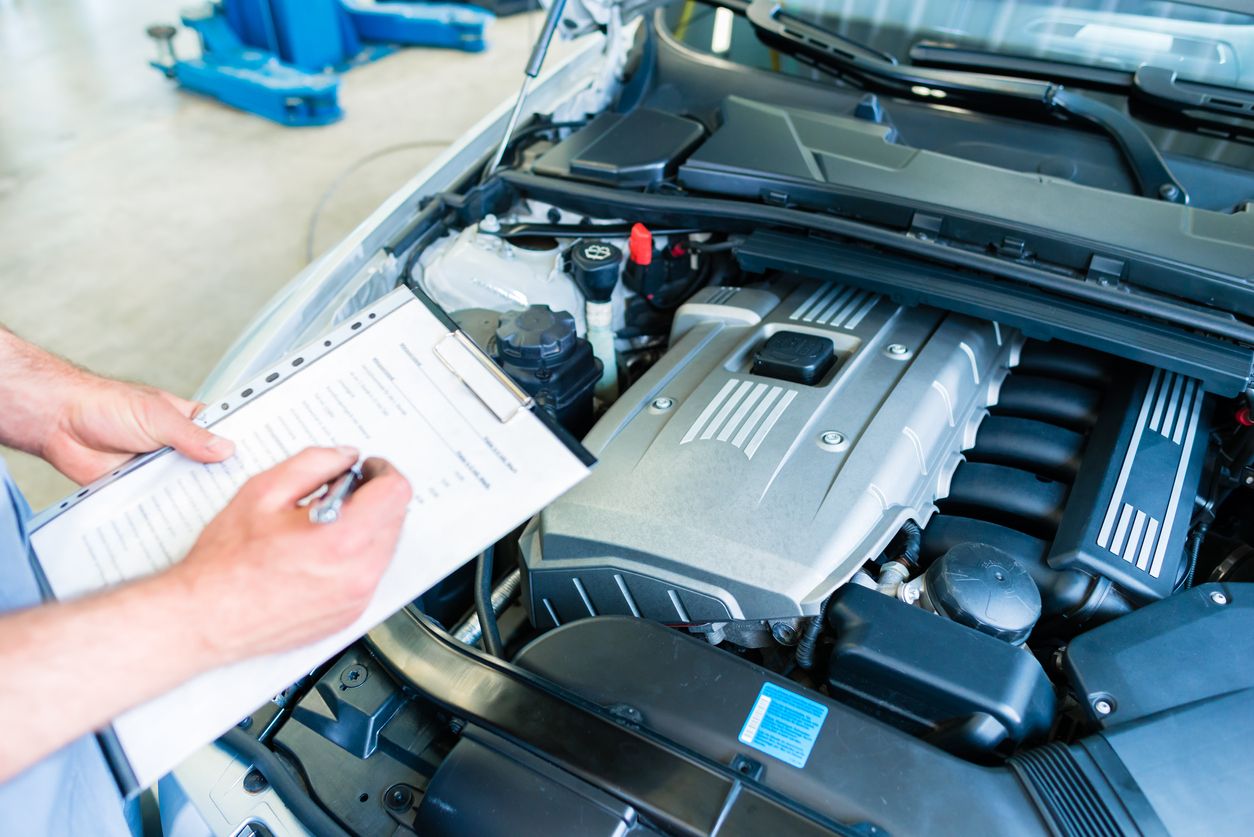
740 0 1189 204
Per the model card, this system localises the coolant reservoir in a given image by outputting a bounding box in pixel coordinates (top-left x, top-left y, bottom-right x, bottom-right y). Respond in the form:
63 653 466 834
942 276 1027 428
416 217 588 334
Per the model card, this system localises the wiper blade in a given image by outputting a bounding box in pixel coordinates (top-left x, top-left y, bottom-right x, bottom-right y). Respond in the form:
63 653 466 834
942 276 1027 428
908 41 1134 92
1132 66 1254 140
740 0 1189 204
910 43 1254 141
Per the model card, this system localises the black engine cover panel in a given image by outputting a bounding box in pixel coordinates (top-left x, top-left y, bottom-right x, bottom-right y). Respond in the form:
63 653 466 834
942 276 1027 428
1048 369 1208 601
1064 583 1254 727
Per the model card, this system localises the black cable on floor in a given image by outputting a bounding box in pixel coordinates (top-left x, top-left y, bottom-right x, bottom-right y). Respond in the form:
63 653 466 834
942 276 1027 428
475 546 505 657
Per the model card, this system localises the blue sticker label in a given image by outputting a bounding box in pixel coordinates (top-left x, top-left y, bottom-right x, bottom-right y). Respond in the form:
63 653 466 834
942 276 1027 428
737 682 828 768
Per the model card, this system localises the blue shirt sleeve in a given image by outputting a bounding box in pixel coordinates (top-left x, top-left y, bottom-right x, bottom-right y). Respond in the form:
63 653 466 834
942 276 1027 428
0 459 132 836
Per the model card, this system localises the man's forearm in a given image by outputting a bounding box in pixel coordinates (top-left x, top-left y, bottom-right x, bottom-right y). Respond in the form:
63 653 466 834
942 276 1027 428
0 327 88 456
0 571 224 782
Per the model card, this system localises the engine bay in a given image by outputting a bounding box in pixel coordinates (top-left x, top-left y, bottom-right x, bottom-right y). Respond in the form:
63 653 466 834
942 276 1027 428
221 177 1254 836
388 190 1244 771
212 56 1254 830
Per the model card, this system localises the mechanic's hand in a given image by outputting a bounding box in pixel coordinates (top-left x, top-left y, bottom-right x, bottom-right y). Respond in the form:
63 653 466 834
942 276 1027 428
170 447 412 665
42 375 235 484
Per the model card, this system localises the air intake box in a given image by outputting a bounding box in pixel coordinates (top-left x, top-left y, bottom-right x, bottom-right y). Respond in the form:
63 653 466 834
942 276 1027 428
826 585 1056 758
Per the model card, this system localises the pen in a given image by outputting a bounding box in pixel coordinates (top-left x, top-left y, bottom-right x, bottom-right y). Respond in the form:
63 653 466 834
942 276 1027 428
309 465 362 525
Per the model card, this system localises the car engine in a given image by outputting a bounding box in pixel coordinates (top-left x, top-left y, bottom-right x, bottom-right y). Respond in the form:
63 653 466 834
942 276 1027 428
512 251 1206 650
521 281 1014 633
412 201 1216 760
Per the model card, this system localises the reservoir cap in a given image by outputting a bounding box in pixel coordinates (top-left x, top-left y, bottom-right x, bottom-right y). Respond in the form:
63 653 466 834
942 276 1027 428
570 239 622 303
495 306 578 365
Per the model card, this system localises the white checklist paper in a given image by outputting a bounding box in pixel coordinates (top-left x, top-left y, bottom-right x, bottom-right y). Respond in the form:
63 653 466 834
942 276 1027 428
28 287 590 791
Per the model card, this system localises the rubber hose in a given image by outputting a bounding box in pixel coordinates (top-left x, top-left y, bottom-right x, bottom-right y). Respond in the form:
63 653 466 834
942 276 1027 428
900 519 921 568
1182 522 1210 590
218 727 349 837
475 546 505 657
795 597 830 671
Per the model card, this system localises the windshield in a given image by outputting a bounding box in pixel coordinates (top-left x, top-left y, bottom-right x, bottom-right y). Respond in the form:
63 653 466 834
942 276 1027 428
665 0 1254 91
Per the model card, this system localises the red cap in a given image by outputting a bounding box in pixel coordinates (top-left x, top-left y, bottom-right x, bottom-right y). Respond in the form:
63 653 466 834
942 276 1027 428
1237 405 1253 427
629 223 653 266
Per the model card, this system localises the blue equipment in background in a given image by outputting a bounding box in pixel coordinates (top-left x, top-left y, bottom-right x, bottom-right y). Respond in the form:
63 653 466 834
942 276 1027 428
146 0 494 126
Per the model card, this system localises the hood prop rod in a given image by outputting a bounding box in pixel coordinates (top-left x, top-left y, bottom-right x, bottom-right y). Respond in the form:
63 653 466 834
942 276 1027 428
482 0 570 182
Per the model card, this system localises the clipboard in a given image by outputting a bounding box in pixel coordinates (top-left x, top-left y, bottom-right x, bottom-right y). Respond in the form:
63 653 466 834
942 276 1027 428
31 286 592 529
25 285 593 797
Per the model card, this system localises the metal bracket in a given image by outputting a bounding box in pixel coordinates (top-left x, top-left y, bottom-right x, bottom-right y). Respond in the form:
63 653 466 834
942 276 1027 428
762 189 793 207
909 212 944 241
998 236 1030 260
1086 255 1126 288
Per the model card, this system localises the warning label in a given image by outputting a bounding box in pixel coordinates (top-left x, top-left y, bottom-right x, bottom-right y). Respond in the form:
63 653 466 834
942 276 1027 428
737 681 829 768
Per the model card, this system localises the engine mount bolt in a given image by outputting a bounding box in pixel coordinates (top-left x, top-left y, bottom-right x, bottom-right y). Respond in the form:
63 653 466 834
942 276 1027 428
885 343 912 359
650 396 675 412
1210 590 1229 606
1093 698 1114 716
820 430 846 447
770 622 799 645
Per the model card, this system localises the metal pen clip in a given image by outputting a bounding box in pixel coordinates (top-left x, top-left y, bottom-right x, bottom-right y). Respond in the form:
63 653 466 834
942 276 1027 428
309 466 362 525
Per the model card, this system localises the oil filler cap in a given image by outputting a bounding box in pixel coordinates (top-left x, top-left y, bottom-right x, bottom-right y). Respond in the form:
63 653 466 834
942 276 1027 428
752 331 836 385
925 544 1041 645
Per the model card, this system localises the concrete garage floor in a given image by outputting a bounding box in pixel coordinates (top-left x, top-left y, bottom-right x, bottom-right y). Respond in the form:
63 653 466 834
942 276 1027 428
1 0 574 508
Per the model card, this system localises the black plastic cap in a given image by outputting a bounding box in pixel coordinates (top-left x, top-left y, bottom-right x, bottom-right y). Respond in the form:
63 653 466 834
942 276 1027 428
926 543 1042 645
570 240 622 303
494 306 577 367
752 331 836 385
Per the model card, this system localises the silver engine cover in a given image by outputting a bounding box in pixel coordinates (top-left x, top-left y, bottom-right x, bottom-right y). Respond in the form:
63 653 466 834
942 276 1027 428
521 279 1018 627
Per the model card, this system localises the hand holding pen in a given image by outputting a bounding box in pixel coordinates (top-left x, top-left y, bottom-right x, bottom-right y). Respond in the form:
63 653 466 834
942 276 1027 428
170 447 412 663
309 457 391 524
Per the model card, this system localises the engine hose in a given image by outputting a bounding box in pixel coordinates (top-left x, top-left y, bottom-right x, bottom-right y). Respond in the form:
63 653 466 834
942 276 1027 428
475 546 505 657
1182 522 1211 590
795 597 831 671
218 727 350 837
899 520 921 567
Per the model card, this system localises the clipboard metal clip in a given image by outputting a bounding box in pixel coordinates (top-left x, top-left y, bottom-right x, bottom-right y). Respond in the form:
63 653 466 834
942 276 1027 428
434 330 534 423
